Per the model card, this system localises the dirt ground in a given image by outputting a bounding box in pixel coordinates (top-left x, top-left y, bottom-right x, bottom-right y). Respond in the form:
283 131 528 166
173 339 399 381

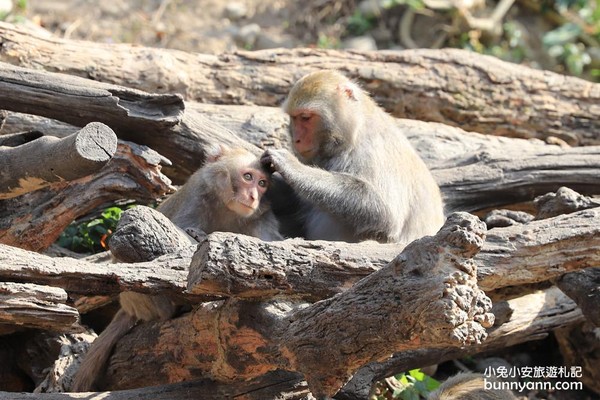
24 0 298 54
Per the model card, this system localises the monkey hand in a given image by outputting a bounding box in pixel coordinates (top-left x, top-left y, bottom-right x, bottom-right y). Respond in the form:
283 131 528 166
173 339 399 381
260 148 302 178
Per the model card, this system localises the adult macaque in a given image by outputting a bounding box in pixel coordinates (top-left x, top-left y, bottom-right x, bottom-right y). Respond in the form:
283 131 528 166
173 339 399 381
261 70 444 243
72 146 281 391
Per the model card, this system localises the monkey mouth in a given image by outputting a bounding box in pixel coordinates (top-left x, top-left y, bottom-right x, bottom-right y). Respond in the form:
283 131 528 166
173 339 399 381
236 200 258 212
298 148 317 159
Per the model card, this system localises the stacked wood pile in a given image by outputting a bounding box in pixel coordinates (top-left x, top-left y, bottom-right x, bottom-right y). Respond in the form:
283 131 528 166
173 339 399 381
0 21 599 399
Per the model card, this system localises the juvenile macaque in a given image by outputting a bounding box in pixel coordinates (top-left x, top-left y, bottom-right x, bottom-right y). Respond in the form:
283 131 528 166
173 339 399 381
428 373 517 400
72 146 281 391
158 146 282 241
261 70 444 243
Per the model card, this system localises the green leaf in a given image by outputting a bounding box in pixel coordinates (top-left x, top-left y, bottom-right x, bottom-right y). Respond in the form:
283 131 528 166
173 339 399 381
543 23 582 47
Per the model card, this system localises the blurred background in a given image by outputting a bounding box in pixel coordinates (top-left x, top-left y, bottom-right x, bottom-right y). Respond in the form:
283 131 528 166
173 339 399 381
0 0 598 82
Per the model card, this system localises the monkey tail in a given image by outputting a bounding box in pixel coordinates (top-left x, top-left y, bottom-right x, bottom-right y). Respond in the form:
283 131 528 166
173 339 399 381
71 309 138 392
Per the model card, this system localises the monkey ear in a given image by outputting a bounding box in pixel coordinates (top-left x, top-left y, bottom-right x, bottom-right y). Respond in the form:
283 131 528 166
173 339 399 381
338 82 360 102
205 144 228 163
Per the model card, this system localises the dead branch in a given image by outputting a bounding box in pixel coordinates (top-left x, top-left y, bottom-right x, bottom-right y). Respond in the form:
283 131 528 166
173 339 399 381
0 141 173 252
0 282 79 334
340 287 584 399
0 122 117 199
1 22 599 145
103 213 493 397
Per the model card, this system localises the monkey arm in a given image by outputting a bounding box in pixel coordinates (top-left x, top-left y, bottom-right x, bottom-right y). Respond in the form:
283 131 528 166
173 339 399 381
262 149 395 241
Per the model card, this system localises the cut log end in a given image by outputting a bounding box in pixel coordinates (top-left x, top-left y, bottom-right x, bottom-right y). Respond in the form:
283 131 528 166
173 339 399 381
76 122 118 163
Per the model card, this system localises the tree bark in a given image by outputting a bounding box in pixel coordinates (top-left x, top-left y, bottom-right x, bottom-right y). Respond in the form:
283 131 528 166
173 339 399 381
0 243 190 299
0 61 252 182
188 207 600 298
1 21 599 145
103 213 493 397
0 141 173 252
1 206 597 303
339 287 584 399
0 122 117 199
0 282 79 334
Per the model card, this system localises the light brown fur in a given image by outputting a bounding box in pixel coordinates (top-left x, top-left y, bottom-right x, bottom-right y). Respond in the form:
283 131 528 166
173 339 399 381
71 147 281 392
262 70 444 243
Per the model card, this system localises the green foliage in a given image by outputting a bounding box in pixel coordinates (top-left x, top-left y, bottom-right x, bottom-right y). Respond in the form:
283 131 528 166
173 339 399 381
317 33 340 49
57 206 124 254
371 369 440 400
347 11 377 36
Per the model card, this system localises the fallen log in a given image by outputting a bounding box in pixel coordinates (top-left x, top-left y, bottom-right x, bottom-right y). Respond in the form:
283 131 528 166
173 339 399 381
188 207 600 298
1 21 599 145
0 282 79 334
0 122 117 199
103 213 493 397
0 141 173 252
339 286 584 399
0 61 251 182
1 205 597 303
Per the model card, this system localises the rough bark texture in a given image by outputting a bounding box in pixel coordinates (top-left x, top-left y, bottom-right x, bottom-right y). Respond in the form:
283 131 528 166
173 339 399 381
188 207 600 298
0 61 253 183
0 243 190 298
0 141 173 252
0 283 79 334
109 206 195 263
2 205 596 303
101 213 494 397
340 287 584 399
0 122 117 199
1 22 599 145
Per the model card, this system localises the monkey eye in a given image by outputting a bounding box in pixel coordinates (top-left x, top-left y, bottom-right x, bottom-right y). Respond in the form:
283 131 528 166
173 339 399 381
258 179 267 188
243 172 253 181
299 113 312 121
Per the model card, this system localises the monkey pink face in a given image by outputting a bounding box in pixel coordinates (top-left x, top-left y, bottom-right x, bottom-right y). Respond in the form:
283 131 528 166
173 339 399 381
289 110 321 160
227 167 269 217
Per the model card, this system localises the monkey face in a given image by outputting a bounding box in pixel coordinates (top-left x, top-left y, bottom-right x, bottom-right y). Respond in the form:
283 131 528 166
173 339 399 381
289 109 321 160
226 167 269 218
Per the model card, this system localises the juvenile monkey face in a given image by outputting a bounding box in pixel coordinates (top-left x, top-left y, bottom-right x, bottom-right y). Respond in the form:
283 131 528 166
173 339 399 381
289 110 321 160
227 167 269 217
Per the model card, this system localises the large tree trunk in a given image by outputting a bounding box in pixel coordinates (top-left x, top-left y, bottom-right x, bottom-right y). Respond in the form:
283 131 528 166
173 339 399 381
0 22 598 145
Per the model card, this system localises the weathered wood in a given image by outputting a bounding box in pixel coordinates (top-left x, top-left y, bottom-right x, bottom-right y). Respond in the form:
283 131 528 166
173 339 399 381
340 287 584 399
476 208 600 291
2 206 595 303
0 371 311 400
0 130 43 147
0 282 79 333
0 61 252 182
0 122 117 199
1 22 599 145
0 141 173 252
103 213 494 397
0 243 190 297
188 208 600 298
109 206 195 263
534 186 600 220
